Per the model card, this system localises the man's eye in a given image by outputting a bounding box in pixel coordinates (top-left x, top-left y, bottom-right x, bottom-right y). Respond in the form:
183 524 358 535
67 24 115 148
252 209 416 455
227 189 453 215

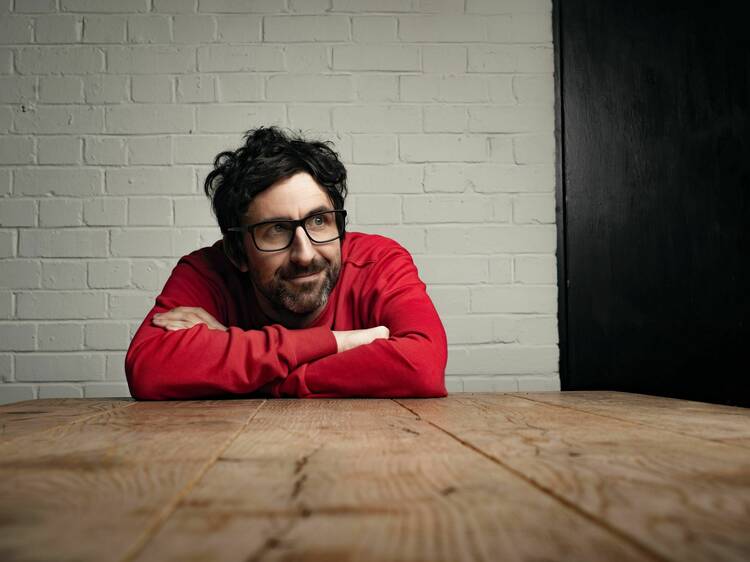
272 223 289 232
312 216 324 226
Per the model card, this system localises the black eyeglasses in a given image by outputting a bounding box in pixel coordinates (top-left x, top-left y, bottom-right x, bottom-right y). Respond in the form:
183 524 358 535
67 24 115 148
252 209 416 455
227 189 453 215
227 210 347 252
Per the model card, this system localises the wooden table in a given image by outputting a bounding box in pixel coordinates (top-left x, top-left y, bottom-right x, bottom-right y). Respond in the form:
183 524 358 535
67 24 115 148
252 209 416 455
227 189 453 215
1 392 749 562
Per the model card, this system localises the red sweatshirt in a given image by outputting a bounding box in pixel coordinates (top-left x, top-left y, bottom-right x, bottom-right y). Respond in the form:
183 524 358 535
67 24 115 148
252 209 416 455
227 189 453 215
125 232 448 400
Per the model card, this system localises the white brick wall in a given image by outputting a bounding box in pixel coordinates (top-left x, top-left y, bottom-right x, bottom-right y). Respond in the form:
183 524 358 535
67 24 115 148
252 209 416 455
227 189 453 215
0 0 559 403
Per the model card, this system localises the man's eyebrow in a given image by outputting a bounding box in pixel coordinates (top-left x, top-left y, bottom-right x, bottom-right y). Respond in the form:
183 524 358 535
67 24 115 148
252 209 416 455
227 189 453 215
256 205 334 223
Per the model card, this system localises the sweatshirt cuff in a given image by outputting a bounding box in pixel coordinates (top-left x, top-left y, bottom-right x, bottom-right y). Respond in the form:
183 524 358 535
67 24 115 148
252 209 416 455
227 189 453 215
288 325 337 366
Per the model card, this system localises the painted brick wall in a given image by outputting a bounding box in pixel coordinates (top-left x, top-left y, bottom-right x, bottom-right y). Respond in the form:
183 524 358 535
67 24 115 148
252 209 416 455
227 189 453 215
0 0 558 404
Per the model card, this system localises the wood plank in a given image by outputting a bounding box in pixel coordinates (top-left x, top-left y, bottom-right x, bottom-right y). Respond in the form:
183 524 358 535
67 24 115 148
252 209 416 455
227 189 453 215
0 398 134 445
0 399 265 562
518 391 750 447
400 393 750 562
132 399 652 562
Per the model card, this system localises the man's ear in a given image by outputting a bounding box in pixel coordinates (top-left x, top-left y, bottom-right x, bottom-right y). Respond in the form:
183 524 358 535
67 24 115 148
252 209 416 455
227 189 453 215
223 236 248 272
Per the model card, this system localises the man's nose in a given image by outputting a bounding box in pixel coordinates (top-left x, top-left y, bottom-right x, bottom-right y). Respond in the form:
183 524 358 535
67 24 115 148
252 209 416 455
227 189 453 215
289 225 315 265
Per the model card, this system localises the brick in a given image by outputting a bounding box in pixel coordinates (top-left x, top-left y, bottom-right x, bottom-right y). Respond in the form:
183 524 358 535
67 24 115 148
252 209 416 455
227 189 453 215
41 261 87 289
196 104 286 133
265 15 349 42
448 345 558 375
131 259 172 290
487 164 555 192
0 136 34 164
84 382 130 397
127 136 173 165
0 16 33 42
467 0 552 13
422 45 466 74
83 75 129 103
0 170 9 196
15 353 105 382
352 16 397 42
427 163 542 193
83 198 127 226
489 135 514 162
172 227 202 256
513 74 554 104
39 199 83 227
214 75 262 102
420 0 464 12
354 75 398 102
426 286 469 315
38 323 84 351
0 260 41 289
105 352 128 380
85 137 127 165
154 0 197 11
487 13 552 43
197 45 284 72
331 0 413 11
38 137 83 165
401 76 489 103
109 292 154 319
61 0 149 11
427 225 555 253
0 230 16 258
0 76 35 103
16 47 104 74
174 197 214 226
471 285 556 313
469 105 554 133
0 385 35 405
514 255 556 284
352 135 397 164
0 292 12 318
14 168 102 197
82 15 127 43
414 256 488 284
488 75 514 104
0 199 36 227
178 75 217 103
35 15 81 43
352 226 425 255
16 291 107 319
173 134 233 164
287 104 332 130
468 45 553 73
424 106 467 133
352 195 400 225
110 228 173 257
127 15 171 43
38 384 84 398
14 106 104 134
515 316 558 345
399 15 486 42
462 376 518 391
108 46 195 74
106 105 193 134
132 75 173 103
198 0 281 12
514 133 555 164
20 229 108 258
37 71 84 100
517 375 560 391
347 164 422 194
215 15 262 42
128 197 173 226
289 0 329 12
0 49 11 75
267 74 353 102
513 193 556 223
443 315 494 344
85 321 130 350
333 105 421 133
107 167 194 195
333 45 419 71
490 256 512 282
174 15 216 43
12 0 56 12
404 195 494 223
400 134 486 163
88 259 130 288
284 44 330 73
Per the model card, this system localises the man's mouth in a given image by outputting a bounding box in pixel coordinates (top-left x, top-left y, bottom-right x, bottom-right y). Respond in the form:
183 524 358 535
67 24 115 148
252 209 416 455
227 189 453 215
285 270 323 283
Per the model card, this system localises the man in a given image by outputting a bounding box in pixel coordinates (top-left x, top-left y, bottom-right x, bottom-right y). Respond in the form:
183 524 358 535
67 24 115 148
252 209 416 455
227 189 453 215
125 127 447 399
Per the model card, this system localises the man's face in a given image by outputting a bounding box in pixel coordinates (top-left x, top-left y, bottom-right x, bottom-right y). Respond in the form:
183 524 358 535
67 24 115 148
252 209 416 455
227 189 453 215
238 172 342 321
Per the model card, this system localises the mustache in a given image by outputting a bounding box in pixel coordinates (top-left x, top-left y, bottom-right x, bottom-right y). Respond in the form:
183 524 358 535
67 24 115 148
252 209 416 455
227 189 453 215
279 259 328 280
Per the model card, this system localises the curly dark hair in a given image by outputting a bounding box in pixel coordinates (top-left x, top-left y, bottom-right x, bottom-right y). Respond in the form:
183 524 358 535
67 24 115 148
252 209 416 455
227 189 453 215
204 126 348 267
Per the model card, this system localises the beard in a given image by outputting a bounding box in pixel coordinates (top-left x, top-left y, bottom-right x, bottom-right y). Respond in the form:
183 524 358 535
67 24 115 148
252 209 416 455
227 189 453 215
251 256 341 318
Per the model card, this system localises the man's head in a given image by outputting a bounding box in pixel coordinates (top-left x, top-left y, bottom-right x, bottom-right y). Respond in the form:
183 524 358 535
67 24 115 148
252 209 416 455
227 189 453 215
205 127 348 324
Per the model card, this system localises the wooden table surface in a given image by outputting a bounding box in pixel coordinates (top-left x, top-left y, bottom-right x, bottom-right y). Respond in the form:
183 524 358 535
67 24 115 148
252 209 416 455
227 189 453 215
1 392 749 562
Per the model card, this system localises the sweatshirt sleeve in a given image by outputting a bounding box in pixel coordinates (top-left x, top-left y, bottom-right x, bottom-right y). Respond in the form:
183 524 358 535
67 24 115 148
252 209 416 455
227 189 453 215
124 258 337 400
271 245 448 399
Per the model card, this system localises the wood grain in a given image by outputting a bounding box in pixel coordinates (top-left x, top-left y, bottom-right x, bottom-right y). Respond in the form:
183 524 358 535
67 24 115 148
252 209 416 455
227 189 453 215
0 398 134 445
400 393 750 562
519 391 750 447
0 399 265 562
132 399 650 562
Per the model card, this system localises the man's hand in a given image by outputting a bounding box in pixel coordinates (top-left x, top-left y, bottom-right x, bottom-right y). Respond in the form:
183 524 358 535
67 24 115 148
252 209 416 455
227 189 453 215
152 307 227 332
332 326 389 353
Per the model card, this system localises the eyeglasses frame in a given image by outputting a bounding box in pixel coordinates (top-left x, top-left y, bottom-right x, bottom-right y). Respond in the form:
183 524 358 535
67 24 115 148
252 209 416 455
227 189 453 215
227 209 347 252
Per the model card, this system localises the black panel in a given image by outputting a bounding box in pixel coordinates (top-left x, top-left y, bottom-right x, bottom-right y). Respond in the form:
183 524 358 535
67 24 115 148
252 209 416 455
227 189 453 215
558 1 750 405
